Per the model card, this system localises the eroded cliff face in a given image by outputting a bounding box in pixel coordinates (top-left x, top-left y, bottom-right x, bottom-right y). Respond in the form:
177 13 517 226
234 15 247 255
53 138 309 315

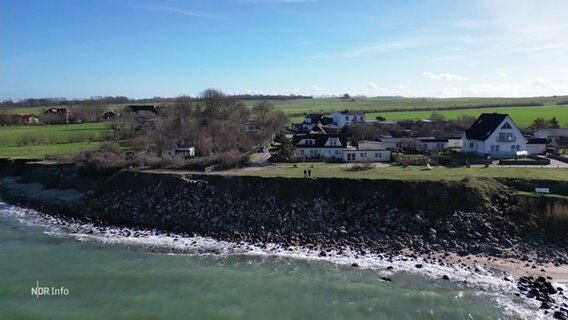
1 161 567 263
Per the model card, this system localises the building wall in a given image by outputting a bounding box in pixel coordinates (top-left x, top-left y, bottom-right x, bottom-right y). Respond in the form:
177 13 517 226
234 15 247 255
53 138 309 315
343 150 390 162
330 112 365 128
526 144 547 155
294 148 345 159
420 142 448 152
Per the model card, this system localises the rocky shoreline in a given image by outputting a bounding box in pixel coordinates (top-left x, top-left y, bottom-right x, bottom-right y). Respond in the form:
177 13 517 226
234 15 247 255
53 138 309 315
1 170 567 318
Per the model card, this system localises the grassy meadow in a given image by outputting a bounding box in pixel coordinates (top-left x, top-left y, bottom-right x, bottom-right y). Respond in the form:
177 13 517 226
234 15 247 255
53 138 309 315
0 122 110 159
224 163 568 181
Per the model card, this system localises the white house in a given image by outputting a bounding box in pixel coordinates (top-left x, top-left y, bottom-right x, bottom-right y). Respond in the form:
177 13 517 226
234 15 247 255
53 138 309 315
330 110 365 128
417 138 449 152
525 137 548 155
343 140 391 162
292 134 348 159
534 128 568 147
162 147 195 159
445 135 463 149
375 136 417 151
462 113 527 158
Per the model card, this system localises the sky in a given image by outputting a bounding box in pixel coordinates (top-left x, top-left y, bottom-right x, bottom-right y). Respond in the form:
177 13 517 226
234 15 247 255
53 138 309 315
1 0 568 100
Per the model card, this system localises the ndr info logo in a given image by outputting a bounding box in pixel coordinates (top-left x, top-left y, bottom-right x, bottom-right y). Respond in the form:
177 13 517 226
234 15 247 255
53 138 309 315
31 281 69 298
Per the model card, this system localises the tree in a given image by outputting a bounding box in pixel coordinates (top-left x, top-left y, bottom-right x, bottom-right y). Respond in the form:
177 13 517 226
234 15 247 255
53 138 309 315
342 93 351 99
528 117 561 130
376 116 386 121
252 101 274 129
430 111 446 121
269 132 294 161
547 117 560 129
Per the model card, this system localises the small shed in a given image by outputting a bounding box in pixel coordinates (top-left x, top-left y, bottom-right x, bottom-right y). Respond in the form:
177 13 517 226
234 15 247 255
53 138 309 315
161 147 195 159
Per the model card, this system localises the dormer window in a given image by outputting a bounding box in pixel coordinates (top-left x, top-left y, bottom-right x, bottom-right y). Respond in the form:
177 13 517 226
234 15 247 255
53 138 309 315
501 122 512 129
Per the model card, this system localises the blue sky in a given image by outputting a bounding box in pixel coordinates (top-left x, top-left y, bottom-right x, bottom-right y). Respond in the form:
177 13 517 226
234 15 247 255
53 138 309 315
1 0 568 100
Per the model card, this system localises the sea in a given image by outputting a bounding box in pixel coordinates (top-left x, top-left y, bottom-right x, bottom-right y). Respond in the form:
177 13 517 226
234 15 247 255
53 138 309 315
0 200 557 319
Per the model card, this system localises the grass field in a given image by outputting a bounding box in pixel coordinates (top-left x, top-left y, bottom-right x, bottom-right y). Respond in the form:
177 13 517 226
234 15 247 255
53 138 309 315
245 96 568 114
0 142 102 160
0 122 109 147
224 163 568 181
369 105 568 128
0 122 110 159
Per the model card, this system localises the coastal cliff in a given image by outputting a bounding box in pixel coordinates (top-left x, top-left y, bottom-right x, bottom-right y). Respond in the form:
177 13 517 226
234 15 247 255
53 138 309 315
1 162 567 264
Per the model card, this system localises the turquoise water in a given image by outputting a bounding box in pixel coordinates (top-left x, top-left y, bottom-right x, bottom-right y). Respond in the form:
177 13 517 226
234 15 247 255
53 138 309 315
0 202 540 319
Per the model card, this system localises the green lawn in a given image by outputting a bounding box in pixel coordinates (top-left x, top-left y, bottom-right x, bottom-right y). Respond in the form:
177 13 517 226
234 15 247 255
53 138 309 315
0 142 102 160
0 122 109 147
224 164 568 181
369 105 568 128
0 122 110 159
246 96 568 115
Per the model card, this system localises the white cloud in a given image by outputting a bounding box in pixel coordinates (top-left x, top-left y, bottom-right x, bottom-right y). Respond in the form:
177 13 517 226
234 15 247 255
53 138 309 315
367 82 388 95
310 84 328 95
302 40 431 59
423 72 468 81
129 5 223 19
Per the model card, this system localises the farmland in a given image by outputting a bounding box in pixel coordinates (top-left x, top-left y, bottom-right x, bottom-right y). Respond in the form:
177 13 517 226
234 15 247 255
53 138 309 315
0 122 110 159
369 105 568 128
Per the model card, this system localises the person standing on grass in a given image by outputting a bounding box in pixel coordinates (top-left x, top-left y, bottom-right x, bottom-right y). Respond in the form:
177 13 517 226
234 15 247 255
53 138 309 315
308 169 311 178
303 170 307 178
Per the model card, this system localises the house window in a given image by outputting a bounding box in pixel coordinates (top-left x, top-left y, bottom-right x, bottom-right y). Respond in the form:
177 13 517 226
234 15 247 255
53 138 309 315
501 122 512 129
345 116 349 121
375 153 379 158
490 145 500 152
423 144 428 150
498 132 514 142
300 150 304 154
469 142 474 149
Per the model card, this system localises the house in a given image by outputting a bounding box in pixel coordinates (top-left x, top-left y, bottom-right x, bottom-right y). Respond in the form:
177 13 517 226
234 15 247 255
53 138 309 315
462 113 526 158
102 111 119 120
244 122 260 133
292 133 348 159
417 138 449 152
126 105 158 116
525 137 548 155
375 136 417 151
330 110 365 128
445 135 463 149
43 107 71 124
0 113 39 125
161 147 195 159
534 128 568 147
292 114 333 132
343 140 391 162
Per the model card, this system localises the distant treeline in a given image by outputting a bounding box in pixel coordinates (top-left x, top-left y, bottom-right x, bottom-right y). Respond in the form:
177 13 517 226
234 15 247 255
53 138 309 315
557 101 568 105
0 94 312 108
289 102 545 117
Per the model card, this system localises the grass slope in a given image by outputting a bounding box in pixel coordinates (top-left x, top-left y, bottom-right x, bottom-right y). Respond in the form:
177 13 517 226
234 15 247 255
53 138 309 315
225 164 568 181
